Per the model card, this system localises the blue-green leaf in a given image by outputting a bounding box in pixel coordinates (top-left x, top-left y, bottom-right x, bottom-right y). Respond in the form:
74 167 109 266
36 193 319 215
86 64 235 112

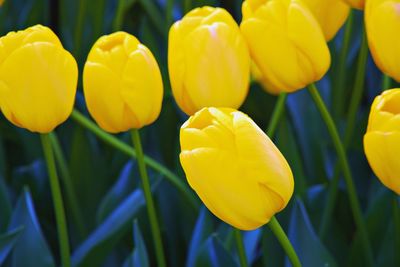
195 235 239 267
122 220 149 267
186 207 213 267
8 188 55 267
96 161 136 223
0 226 24 265
72 186 147 267
286 198 337 267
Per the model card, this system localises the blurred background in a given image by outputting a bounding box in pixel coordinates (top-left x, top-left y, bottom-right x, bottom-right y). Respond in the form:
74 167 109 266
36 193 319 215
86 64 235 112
0 0 398 267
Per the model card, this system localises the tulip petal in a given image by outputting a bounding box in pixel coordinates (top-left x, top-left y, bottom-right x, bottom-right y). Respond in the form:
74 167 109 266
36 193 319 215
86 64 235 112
0 42 77 133
121 45 163 128
180 148 272 230
83 62 134 133
364 132 400 194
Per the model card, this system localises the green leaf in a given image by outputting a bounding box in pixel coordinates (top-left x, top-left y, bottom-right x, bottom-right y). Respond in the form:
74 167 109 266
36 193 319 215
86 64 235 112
195 235 239 267
96 161 136 224
0 178 11 231
122 220 149 267
8 187 55 267
71 178 162 267
287 198 337 267
0 226 24 265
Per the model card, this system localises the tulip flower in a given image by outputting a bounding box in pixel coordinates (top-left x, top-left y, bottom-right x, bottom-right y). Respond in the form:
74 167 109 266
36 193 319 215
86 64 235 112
180 107 294 230
168 7 250 115
364 89 400 195
344 0 364 9
83 31 163 133
302 0 350 41
240 0 331 94
0 25 78 133
365 0 400 82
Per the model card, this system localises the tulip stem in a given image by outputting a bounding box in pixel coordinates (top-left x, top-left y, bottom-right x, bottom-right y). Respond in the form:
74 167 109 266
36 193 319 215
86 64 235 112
266 93 287 136
70 109 198 210
234 229 248 267
268 217 302 267
49 132 87 239
308 83 374 267
381 74 392 91
332 11 353 121
319 28 368 240
131 129 166 267
40 134 71 267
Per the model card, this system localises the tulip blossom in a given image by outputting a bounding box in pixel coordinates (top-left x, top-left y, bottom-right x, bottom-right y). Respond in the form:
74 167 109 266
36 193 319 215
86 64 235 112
83 31 163 133
365 0 400 82
168 7 250 115
241 0 331 94
0 25 77 133
180 107 294 230
364 89 400 195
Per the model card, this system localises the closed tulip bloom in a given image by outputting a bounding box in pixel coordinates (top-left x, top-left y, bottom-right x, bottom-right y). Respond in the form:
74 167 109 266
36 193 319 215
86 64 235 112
344 0 364 9
364 89 400 194
365 0 400 82
0 25 77 133
168 7 250 116
241 0 331 94
180 107 294 230
83 32 163 133
302 0 350 41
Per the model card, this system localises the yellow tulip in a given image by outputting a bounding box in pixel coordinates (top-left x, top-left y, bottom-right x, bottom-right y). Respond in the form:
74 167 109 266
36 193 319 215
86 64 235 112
0 25 77 133
365 0 400 82
364 89 400 195
168 7 250 116
302 0 350 41
83 32 163 133
344 0 364 9
240 0 331 94
180 107 294 230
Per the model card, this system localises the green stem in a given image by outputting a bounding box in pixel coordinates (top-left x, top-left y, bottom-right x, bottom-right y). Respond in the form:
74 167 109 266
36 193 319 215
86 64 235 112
184 0 192 13
70 109 198 210
131 129 166 267
234 229 248 267
49 132 87 239
333 11 353 121
112 0 125 32
40 134 71 267
268 217 302 267
319 28 368 239
308 84 374 266
381 74 392 91
266 93 287 136
74 0 87 58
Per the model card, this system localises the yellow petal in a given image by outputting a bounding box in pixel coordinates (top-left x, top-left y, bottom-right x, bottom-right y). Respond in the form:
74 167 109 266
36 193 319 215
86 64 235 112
364 132 400 194
0 42 77 133
121 45 163 128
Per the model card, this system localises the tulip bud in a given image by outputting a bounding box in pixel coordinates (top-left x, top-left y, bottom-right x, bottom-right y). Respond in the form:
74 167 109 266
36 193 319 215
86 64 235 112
0 25 78 133
364 89 400 195
240 0 331 94
168 7 250 116
302 0 350 41
344 0 364 9
180 107 294 230
365 0 400 82
83 32 163 133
